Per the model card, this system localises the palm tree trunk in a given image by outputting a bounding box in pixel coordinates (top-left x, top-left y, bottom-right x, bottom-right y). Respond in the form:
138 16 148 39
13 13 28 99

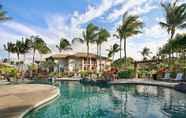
124 38 127 63
17 53 20 61
112 53 115 62
32 49 36 79
97 43 99 72
99 45 102 72
120 38 122 59
87 42 90 71
33 48 36 65
8 52 10 62
97 43 99 58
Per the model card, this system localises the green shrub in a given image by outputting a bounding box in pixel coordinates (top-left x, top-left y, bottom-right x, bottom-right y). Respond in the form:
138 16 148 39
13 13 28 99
0 66 17 78
117 69 134 79
80 70 89 78
170 72 177 78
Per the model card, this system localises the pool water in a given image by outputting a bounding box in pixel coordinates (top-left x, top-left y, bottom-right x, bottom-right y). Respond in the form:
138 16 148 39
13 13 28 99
25 82 186 118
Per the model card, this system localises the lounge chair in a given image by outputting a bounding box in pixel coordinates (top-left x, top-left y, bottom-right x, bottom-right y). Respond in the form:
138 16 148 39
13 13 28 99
163 73 171 80
175 73 183 81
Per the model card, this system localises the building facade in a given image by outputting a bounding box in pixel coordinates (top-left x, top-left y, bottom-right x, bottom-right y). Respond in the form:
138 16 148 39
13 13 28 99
49 52 112 72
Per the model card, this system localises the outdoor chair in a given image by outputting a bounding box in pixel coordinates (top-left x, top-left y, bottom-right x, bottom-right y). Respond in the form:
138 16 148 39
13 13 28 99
163 73 171 80
175 73 183 81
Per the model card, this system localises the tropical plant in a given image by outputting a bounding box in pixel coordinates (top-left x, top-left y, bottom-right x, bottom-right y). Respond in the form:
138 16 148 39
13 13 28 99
41 57 56 73
20 38 32 61
158 33 186 60
72 23 98 70
14 40 24 61
3 42 15 61
114 26 123 59
117 12 143 62
28 36 48 65
39 45 51 54
0 4 10 22
56 38 71 53
107 43 120 61
94 28 110 72
160 1 186 39
140 47 152 60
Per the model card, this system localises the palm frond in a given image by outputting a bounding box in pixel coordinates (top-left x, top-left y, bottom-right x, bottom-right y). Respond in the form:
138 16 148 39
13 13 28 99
72 38 84 44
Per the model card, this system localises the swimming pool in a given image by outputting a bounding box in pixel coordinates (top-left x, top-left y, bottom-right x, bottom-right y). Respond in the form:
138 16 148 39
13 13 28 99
25 81 186 118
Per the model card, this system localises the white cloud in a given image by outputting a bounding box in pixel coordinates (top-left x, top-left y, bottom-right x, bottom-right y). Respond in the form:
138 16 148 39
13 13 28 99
2 0 183 62
107 0 157 21
1 21 38 36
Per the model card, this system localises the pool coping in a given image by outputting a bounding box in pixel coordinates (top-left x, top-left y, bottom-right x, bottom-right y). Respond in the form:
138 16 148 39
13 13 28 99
19 86 60 118
109 79 179 89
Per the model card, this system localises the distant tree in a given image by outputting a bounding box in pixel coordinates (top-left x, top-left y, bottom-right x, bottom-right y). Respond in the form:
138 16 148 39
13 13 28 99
56 38 71 53
0 4 10 22
140 47 152 61
160 1 186 39
14 40 23 61
107 43 120 61
28 36 48 65
3 42 15 61
114 26 123 59
94 28 110 72
72 23 98 70
117 12 143 62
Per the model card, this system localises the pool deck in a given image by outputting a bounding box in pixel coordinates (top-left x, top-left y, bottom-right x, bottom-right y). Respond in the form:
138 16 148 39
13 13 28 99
110 79 180 88
0 84 59 118
0 80 11 85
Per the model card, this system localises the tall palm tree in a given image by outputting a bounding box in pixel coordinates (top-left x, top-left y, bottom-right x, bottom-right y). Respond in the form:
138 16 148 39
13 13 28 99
160 1 186 39
14 40 26 62
114 26 123 59
56 38 71 53
0 4 10 22
107 43 120 61
3 42 15 61
140 47 152 61
20 37 32 62
120 12 143 62
72 23 98 70
38 46 51 59
28 36 46 65
94 28 110 72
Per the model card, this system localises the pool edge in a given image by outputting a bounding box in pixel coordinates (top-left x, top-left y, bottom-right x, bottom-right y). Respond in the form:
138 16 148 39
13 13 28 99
19 86 60 118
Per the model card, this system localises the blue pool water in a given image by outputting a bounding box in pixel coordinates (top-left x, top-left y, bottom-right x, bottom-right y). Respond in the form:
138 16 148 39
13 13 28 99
25 82 186 118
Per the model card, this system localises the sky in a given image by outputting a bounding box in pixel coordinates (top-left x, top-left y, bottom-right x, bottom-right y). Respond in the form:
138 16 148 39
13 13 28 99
0 0 186 62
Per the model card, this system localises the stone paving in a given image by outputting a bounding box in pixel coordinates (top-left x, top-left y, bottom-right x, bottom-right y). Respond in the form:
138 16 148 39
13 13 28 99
0 84 59 118
110 79 180 88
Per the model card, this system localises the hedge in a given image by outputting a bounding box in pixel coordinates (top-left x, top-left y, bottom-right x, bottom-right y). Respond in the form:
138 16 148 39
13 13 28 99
117 69 134 79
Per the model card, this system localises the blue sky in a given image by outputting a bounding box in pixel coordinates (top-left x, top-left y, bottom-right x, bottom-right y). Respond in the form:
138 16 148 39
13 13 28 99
0 0 186 61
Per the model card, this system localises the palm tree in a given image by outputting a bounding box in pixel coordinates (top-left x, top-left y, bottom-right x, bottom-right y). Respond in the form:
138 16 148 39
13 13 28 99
28 36 46 65
120 12 143 62
56 38 71 53
94 28 110 72
19 37 32 62
15 40 24 61
38 46 51 59
72 23 98 70
114 26 123 59
3 42 15 61
160 1 186 39
140 47 152 61
0 4 10 22
107 43 120 61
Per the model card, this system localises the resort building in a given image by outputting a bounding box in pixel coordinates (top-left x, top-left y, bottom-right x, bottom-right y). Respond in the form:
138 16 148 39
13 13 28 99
48 52 112 72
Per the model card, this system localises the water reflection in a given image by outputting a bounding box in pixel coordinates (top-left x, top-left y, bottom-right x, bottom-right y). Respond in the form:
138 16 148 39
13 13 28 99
25 82 186 118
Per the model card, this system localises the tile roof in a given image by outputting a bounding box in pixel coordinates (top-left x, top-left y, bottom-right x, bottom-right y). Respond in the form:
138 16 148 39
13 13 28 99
49 52 110 60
